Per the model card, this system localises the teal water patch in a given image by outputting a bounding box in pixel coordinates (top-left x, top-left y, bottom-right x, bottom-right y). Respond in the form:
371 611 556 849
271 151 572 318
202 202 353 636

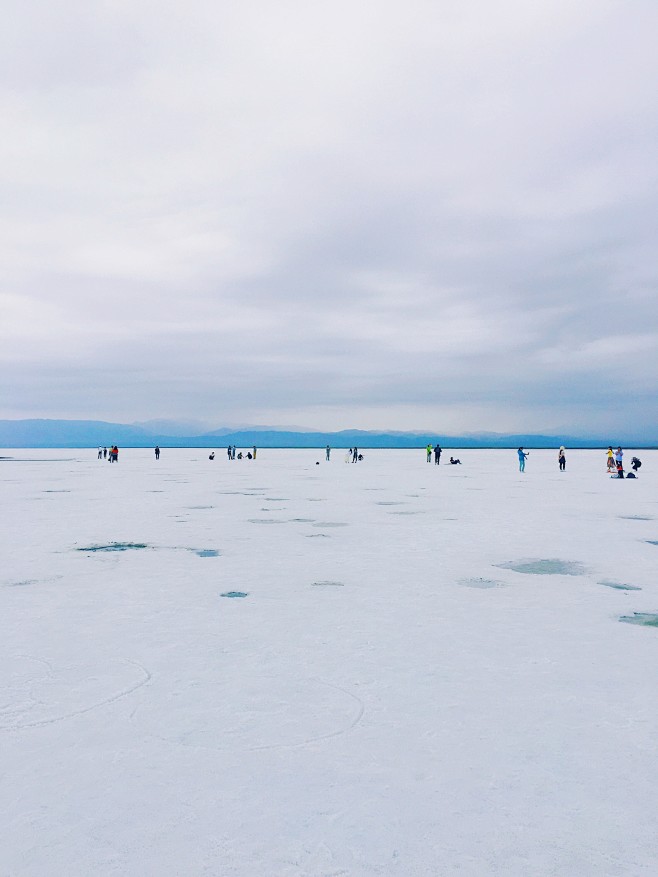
220 591 248 598
76 542 149 552
599 580 642 591
459 577 504 589
194 549 220 558
619 613 658 627
647 541 658 546
496 559 587 576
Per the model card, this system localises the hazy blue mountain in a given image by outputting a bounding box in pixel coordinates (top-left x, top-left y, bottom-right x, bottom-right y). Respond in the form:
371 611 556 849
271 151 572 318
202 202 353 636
0 419 655 449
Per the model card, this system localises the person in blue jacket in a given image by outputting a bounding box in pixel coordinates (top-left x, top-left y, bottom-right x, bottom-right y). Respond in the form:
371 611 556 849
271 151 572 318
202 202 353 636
518 447 529 472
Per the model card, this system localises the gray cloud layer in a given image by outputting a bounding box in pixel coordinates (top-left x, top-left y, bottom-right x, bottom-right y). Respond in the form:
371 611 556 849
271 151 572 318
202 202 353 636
2 0 657 433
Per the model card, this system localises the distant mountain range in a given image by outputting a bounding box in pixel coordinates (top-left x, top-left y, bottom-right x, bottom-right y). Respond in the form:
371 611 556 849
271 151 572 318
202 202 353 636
0 419 654 449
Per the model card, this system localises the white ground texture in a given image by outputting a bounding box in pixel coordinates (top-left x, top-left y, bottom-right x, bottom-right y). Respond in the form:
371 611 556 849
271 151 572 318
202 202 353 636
1 447 657 877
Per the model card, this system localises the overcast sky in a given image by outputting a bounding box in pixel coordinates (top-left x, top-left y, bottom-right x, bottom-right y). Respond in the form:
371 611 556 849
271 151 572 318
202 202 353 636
2 0 657 434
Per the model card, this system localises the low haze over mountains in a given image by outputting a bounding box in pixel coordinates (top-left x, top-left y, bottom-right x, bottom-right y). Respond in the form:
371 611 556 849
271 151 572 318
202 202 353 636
0 420 654 449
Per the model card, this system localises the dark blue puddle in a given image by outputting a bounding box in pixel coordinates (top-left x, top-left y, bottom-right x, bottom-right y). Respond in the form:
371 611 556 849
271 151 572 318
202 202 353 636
77 542 149 552
220 591 248 599
619 613 658 628
496 559 587 576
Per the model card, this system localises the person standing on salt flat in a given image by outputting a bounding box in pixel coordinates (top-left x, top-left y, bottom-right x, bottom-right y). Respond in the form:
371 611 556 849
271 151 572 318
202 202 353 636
326 445 331 461
154 446 160 460
97 447 103 459
615 447 624 468
558 446 566 471
426 443 432 462
518 447 528 472
226 446 232 461
345 449 352 463
253 447 257 459
434 445 442 465
352 446 359 463
606 446 615 470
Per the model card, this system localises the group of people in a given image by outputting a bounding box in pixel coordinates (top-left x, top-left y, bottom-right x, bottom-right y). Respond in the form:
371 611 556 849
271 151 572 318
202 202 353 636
346 447 363 462
97 446 119 462
224 446 257 461
424 445 462 466
606 447 642 479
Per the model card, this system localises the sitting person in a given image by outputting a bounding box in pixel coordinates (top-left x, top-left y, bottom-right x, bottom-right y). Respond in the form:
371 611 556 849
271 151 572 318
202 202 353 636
449 457 461 464
209 452 215 460
615 460 624 478
631 457 642 471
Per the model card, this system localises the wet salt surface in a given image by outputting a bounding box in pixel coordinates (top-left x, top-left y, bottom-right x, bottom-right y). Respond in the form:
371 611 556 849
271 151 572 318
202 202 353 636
1 447 658 877
599 580 642 591
495 558 588 576
619 612 658 627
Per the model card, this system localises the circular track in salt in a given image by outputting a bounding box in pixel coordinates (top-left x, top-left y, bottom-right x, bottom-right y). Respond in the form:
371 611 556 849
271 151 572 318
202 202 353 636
0 656 150 730
132 675 364 751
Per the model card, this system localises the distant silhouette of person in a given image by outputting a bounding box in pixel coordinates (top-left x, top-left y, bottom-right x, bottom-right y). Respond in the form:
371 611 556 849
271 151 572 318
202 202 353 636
253 447 257 459
247 452 253 459
449 457 461 464
154 446 160 460
426 444 432 463
97 447 102 459
558 446 566 471
606 447 615 470
209 452 215 460
326 445 331 461
518 447 528 472
631 456 642 471
237 452 243 460
615 447 623 468
352 447 358 462
358 453 363 461
103 447 107 459
434 445 442 465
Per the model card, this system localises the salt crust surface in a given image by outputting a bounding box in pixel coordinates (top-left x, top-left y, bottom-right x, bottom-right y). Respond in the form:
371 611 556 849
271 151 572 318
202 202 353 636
1 448 658 876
